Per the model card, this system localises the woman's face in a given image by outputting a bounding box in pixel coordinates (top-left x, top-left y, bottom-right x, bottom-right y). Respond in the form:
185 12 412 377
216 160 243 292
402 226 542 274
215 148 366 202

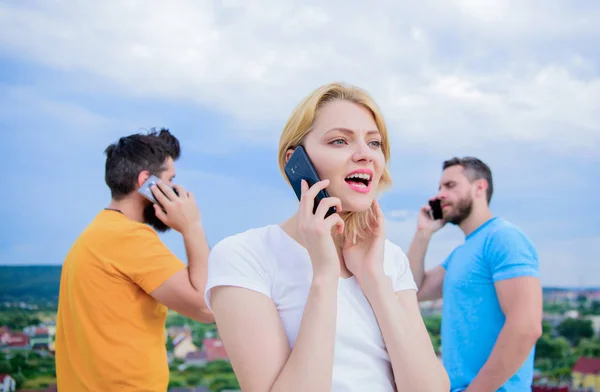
296 99 386 213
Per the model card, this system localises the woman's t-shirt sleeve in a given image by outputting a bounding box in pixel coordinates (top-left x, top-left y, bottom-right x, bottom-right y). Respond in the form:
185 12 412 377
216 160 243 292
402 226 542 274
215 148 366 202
204 233 272 311
390 243 419 293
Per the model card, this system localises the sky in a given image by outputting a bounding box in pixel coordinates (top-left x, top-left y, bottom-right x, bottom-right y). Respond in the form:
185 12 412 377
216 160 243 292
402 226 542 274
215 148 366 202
0 0 598 287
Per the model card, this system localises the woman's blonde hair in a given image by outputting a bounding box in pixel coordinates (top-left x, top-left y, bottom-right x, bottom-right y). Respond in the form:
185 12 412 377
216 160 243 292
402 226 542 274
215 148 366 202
278 82 392 243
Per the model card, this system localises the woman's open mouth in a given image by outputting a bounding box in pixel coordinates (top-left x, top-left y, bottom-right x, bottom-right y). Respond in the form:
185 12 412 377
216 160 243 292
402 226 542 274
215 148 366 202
344 170 372 194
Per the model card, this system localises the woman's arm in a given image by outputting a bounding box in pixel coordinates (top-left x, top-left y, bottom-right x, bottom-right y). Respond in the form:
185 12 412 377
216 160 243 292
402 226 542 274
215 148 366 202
359 273 450 392
210 180 345 392
210 272 339 392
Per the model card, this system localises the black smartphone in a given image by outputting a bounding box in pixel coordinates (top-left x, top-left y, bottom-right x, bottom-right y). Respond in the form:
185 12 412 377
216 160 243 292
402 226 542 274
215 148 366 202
138 174 178 206
429 198 443 220
284 145 336 218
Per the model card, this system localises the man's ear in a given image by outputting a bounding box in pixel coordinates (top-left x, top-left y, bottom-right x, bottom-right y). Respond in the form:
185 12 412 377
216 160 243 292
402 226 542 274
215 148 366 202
475 178 488 199
137 170 151 188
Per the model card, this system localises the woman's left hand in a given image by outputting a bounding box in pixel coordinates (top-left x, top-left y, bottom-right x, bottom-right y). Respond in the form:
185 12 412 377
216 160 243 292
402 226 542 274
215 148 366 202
342 199 387 284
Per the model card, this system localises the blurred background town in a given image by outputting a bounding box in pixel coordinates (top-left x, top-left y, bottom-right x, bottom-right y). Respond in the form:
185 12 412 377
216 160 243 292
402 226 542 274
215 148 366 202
0 266 598 391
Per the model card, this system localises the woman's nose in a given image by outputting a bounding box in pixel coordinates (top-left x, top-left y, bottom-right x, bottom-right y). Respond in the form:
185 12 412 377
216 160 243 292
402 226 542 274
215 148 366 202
351 141 374 162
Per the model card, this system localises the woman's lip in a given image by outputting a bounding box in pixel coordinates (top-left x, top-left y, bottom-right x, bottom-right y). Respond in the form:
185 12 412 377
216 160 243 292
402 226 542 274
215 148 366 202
345 180 371 193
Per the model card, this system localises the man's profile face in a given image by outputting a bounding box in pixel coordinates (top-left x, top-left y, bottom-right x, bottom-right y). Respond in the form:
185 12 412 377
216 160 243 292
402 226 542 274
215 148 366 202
437 165 474 225
143 157 176 232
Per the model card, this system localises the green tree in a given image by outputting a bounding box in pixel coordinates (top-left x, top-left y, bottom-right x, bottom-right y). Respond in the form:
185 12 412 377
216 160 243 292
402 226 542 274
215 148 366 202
575 337 600 357
542 320 553 334
168 379 185 389
423 315 442 336
581 301 600 316
186 374 202 386
535 335 569 360
209 373 240 392
166 335 174 351
12 373 26 390
557 318 594 345
0 311 41 330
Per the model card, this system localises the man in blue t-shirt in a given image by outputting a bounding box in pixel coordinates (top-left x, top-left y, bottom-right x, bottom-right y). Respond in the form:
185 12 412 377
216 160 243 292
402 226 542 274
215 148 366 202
407 157 542 392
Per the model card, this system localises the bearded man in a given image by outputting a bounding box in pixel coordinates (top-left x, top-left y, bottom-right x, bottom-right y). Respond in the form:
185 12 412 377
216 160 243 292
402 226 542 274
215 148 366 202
406 157 542 392
55 128 213 392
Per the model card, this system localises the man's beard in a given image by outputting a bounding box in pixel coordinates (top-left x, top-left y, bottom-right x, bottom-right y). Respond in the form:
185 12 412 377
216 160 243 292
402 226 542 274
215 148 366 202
444 195 473 226
143 202 171 232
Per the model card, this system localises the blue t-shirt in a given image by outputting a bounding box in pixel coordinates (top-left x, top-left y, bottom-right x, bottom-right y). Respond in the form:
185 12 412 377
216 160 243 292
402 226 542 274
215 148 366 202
440 217 540 392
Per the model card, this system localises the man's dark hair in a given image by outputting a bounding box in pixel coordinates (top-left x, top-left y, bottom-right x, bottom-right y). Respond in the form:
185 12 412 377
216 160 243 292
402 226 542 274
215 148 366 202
443 156 493 204
104 128 181 200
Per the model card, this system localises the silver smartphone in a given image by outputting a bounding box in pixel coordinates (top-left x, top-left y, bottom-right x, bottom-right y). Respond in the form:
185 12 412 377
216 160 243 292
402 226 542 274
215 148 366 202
138 175 177 204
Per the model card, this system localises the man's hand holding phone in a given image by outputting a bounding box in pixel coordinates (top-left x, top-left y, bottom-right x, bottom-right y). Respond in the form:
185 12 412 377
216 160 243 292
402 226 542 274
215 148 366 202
417 198 445 234
151 182 202 235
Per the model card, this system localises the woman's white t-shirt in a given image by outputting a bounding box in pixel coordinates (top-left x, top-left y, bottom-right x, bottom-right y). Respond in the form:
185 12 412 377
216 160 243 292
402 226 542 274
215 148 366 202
204 224 418 392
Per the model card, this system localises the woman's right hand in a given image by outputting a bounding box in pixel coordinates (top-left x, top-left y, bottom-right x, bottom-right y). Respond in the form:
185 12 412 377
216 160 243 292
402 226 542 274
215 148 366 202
296 179 344 278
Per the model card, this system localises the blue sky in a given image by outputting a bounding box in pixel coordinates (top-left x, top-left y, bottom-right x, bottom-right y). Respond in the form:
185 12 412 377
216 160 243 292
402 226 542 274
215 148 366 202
0 1 599 287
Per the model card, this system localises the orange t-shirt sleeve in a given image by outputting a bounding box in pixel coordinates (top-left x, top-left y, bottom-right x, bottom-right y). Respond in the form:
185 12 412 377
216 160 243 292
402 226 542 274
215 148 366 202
114 225 186 294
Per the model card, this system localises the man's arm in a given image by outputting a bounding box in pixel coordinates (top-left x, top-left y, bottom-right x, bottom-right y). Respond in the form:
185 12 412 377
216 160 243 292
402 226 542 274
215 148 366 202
150 223 214 323
465 276 542 391
148 182 214 323
406 229 446 302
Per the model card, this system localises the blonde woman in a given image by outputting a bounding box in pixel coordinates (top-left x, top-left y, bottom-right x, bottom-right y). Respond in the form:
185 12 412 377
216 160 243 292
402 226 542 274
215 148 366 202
204 82 449 392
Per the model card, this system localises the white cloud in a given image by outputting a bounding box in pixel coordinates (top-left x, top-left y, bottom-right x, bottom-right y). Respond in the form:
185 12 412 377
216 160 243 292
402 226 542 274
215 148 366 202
1 1 599 153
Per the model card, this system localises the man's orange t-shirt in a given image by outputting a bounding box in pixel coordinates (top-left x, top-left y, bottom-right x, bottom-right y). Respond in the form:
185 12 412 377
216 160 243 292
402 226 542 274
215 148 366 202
55 209 185 391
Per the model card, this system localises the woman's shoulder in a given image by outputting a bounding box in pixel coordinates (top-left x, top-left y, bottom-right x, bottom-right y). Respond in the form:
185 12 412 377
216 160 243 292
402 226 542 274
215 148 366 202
383 239 418 291
208 224 295 269
383 239 409 262
211 224 277 256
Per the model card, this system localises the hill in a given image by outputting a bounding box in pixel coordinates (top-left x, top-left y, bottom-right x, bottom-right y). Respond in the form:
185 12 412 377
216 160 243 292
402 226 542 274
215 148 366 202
0 266 597 306
0 265 62 304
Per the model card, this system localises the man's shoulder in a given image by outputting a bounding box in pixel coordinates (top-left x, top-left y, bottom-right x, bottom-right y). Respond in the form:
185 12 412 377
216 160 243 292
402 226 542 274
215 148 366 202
87 210 154 235
485 218 532 244
482 218 537 258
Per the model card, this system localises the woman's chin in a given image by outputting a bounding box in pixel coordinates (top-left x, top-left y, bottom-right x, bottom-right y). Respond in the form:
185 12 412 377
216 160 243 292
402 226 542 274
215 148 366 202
338 196 375 214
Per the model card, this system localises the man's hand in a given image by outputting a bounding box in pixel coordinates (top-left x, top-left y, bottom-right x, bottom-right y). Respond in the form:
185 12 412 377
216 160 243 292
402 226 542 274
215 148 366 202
151 182 201 234
417 199 445 234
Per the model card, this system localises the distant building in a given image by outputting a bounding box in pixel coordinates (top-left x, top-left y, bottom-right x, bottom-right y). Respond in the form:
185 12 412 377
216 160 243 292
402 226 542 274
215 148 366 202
0 328 11 346
0 331 30 352
167 326 192 340
185 351 208 368
173 334 197 360
564 310 580 319
571 357 600 391
0 374 16 392
203 338 228 362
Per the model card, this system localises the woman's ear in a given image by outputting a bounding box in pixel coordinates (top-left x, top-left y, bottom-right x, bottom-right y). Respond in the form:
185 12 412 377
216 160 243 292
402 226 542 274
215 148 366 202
285 148 295 163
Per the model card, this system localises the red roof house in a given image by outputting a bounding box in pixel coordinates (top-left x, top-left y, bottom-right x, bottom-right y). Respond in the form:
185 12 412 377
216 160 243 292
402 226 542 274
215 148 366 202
203 338 228 361
573 357 600 374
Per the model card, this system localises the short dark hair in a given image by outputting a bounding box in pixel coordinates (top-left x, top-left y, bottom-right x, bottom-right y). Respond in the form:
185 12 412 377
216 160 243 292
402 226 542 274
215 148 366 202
104 128 181 200
443 156 493 204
